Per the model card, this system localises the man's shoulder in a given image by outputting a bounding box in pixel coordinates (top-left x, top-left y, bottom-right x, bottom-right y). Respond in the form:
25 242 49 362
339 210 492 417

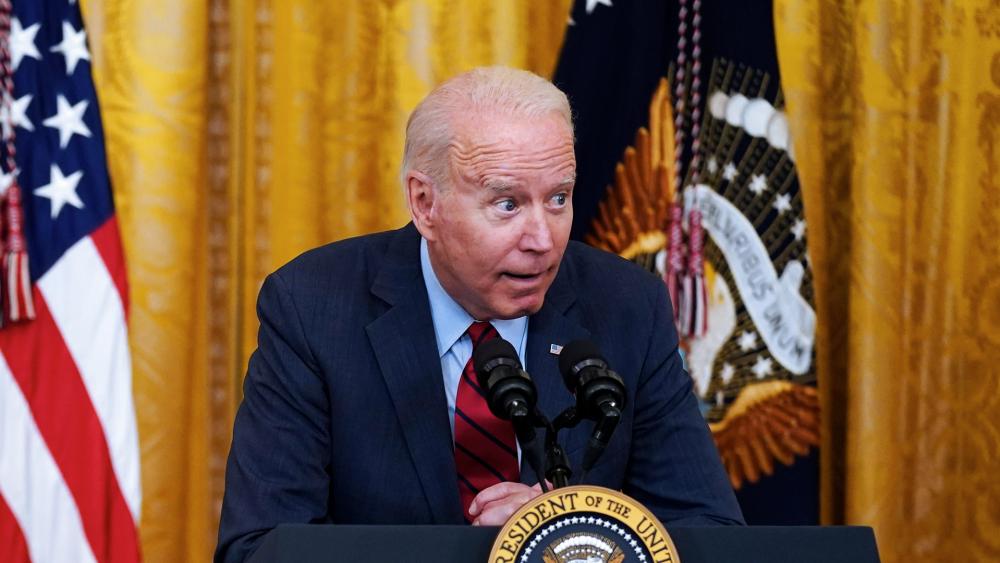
269 225 411 292
561 241 663 298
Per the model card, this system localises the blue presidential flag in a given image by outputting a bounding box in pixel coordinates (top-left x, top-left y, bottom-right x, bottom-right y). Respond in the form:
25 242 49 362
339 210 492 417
554 0 820 524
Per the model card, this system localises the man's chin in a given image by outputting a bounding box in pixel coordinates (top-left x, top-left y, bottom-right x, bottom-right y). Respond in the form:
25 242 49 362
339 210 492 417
469 294 545 321
485 294 546 320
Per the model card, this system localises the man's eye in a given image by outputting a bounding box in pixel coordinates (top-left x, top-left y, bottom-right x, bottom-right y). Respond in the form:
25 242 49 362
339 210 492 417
497 199 517 212
552 193 568 206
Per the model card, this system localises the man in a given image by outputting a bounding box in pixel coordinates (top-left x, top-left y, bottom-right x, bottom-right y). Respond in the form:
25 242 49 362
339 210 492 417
216 67 743 562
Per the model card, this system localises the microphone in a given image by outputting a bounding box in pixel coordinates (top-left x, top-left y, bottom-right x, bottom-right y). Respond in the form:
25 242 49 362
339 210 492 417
558 340 627 477
473 338 538 445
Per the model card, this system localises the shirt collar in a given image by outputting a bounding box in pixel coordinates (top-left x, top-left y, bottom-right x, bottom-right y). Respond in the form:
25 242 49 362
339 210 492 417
420 237 527 358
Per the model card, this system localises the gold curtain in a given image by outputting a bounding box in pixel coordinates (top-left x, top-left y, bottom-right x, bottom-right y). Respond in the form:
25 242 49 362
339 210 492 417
72 0 1000 560
775 1 1000 561
79 0 572 560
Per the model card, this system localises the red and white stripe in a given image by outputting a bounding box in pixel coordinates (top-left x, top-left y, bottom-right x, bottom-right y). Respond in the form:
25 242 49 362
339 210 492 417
0 217 141 563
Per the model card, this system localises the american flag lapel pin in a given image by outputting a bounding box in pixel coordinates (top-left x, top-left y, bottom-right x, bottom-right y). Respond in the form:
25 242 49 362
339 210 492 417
549 344 563 355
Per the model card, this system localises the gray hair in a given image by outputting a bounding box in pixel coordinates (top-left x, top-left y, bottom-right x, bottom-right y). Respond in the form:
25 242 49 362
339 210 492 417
400 66 574 189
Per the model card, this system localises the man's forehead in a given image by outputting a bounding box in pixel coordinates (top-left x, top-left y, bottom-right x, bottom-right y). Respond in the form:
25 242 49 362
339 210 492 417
451 108 573 141
447 143 577 180
447 117 574 159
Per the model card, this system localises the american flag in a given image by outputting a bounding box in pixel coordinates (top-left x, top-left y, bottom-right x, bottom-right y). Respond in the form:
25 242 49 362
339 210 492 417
0 0 141 561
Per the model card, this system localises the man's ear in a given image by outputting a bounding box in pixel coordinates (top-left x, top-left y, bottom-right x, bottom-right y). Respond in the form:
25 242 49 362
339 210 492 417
405 170 438 241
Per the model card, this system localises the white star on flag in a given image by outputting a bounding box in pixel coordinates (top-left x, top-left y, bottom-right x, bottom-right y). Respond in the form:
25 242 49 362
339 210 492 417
43 94 92 148
34 164 85 218
720 362 735 384
707 156 719 174
10 18 42 71
0 169 15 198
749 174 768 195
773 193 792 214
722 162 738 181
50 21 92 74
752 356 775 379
586 0 613 14
738 330 758 352
792 218 807 241
2 94 35 140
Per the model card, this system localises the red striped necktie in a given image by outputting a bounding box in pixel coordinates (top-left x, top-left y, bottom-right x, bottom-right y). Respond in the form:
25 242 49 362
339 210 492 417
454 321 520 522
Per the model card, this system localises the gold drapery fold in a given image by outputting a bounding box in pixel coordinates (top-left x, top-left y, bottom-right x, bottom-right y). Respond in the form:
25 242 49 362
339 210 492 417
775 1 1000 560
81 2 218 562
81 0 572 560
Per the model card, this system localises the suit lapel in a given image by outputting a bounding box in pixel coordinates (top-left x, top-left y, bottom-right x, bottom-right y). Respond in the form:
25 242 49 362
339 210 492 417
519 261 591 486
366 225 464 524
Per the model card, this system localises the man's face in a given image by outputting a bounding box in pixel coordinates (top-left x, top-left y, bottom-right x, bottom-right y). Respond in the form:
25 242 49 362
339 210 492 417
418 112 575 320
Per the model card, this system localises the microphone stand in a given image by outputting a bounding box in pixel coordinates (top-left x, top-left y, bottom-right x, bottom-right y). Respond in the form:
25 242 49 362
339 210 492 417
536 407 585 490
520 407 575 491
543 419 571 489
533 404 621 488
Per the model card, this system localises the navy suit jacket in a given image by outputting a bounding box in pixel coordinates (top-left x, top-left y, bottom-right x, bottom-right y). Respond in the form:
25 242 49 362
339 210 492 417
216 224 743 562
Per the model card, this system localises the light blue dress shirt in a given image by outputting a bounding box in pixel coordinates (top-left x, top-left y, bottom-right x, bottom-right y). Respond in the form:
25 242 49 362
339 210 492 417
419 238 528 458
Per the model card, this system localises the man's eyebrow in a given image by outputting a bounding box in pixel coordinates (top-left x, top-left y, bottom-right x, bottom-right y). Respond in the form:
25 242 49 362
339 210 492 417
483 179 515 192
481 175 575 192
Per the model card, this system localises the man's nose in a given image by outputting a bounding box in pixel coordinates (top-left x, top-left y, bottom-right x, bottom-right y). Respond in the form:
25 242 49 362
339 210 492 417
520 208 554 253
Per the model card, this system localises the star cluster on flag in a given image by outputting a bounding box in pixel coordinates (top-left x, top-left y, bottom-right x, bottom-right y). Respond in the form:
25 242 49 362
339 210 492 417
7 16 90 218
3 3 117 281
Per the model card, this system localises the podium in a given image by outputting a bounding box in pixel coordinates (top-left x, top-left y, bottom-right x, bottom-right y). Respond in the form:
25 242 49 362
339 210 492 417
248 524 880 562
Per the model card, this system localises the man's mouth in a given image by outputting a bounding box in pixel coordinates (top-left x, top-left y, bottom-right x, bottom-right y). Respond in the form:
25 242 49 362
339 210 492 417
502 271 545 281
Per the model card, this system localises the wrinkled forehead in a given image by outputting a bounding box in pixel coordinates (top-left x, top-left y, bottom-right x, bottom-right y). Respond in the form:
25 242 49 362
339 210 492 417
445 111 575 177
448 121 576 189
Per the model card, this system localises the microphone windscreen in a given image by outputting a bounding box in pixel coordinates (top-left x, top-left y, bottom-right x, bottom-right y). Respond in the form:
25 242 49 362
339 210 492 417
558 339 606 380
473 337 520 376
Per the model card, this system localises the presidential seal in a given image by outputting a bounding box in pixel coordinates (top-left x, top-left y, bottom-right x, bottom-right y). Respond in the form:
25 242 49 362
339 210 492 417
489 486 679 563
